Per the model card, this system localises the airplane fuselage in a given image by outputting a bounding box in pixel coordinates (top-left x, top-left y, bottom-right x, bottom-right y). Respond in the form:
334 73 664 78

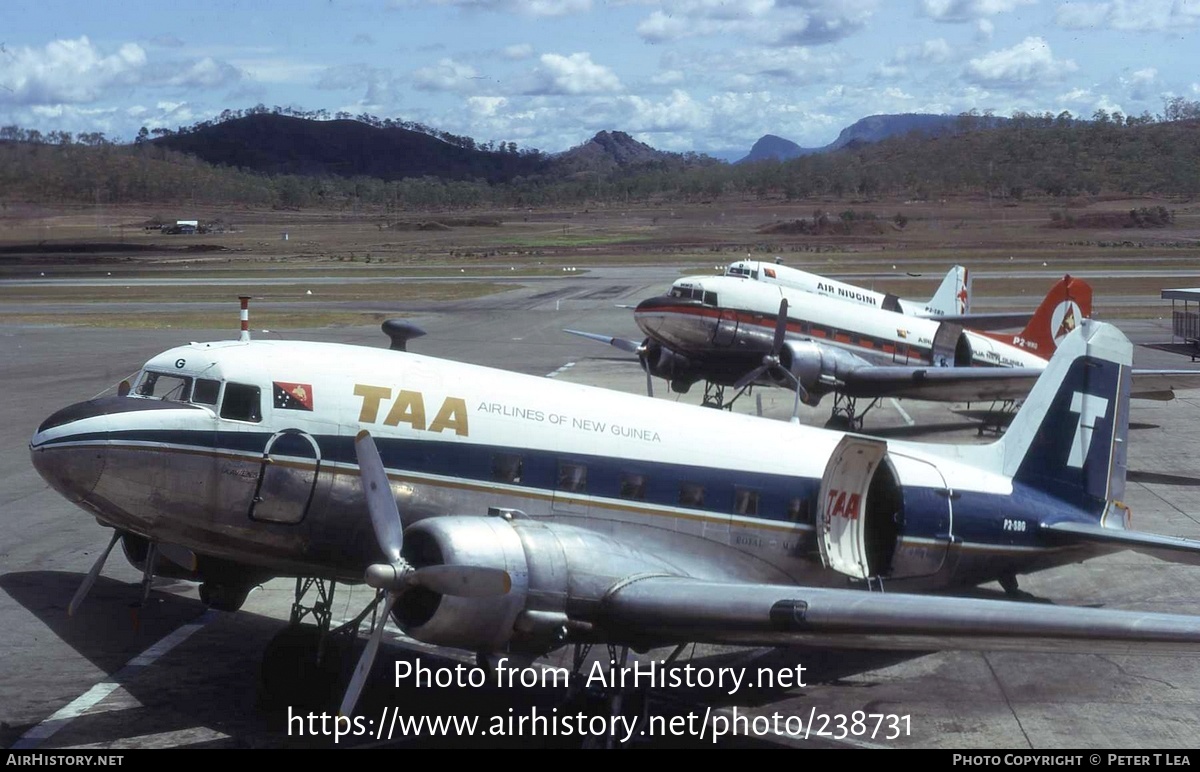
30 336 1106 608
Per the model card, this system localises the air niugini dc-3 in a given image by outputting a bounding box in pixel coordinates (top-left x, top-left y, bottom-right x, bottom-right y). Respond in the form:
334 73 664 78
28 301 1200 718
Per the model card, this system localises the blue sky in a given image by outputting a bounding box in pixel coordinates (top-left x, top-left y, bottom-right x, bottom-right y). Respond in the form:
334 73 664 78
1 0 1197 158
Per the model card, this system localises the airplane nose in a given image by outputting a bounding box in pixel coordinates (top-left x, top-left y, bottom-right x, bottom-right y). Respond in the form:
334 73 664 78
30 439 106 504
29 398 116 503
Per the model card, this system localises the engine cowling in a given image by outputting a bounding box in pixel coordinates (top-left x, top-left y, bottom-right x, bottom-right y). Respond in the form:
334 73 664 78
395 517 534 652
392 516 691 654
774 340 864 396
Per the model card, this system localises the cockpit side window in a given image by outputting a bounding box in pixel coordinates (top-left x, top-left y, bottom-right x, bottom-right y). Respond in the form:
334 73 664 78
135 371 192 402
220 383 262 423
703 291 718 306
192 378 221 405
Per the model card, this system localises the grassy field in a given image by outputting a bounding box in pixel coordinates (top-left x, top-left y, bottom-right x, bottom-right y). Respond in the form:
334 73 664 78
1 196 1197 326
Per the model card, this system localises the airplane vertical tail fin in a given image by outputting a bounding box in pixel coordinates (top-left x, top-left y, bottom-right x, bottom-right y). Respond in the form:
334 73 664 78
992 319 1131 517
924 266 970 315
1001 275 1093 358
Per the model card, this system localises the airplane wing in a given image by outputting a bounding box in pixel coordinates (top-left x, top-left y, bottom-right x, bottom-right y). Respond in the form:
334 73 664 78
834 366 1041 402
830 366 1200 404
595 576 1200 654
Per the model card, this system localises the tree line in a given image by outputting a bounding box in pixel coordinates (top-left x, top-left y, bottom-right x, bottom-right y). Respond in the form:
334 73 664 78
2 99 1199 209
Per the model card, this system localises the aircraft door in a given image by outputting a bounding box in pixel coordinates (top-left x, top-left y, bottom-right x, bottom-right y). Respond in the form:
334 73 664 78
817 436 886 579
818 438 953 581
250 429 321 524
713 308 738 347
931 322 964 367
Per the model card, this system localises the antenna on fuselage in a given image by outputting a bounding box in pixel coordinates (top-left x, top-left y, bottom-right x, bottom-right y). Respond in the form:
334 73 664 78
238 295 251 342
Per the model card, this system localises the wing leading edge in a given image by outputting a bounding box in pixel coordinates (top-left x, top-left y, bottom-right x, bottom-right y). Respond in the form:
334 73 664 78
595 576 1200 655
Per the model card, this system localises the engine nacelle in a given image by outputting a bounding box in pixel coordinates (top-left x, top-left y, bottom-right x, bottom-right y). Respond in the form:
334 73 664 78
121 532 271 610
392 516 692 654
775 340 864 395
395 517 533 652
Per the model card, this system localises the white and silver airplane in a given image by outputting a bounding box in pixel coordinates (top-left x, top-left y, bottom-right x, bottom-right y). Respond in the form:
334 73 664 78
724 259 971 318
571 273 1092 424
28 310 1200 718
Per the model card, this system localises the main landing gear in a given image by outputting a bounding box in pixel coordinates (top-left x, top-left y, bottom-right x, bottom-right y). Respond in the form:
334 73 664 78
699 381 751 410
259 577 380 710
824 394 880 432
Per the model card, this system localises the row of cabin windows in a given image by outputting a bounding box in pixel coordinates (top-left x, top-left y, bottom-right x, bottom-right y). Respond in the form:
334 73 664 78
134 371 262 423
491 453 812 523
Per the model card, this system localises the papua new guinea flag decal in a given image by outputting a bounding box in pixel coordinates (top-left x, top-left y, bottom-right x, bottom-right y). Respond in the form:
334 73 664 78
273 382 314 411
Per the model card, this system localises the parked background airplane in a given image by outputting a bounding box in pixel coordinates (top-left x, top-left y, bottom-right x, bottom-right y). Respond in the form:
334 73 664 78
724 259 971 317
724 258 1036 330
571 273 1090 426
27 310 1200 719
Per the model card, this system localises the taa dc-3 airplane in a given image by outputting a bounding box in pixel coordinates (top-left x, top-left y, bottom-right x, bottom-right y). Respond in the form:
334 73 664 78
27 303 1200 720
570 273 1094 427
723 259 972 318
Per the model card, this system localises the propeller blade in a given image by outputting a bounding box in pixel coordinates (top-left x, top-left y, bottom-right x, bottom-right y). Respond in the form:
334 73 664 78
641 356 655 398
734 364 770 391
411 565 511 598
354 430 404 564
68 530 121 617
563 329 642 354
771 298 789 353
340 592 397 717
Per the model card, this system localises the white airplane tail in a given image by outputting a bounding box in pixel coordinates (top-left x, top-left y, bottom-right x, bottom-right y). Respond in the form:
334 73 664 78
925 266 970 315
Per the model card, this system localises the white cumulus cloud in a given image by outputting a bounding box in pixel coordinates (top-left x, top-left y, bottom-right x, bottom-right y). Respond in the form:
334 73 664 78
1056 0 1200 31
528 52 622 94
964 36 1077 89
1 37 147 105
921 0 1036 21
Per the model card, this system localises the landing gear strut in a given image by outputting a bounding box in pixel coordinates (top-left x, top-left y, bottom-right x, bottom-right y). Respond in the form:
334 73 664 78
259 578 382 710
826 394 880 431
564 643 651 748
700 381 751 410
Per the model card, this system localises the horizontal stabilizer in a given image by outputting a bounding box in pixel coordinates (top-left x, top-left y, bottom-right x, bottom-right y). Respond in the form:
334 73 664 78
917 311 1033 330
1131 369 1200 394
599 577 1200 655
1043 521 1200 567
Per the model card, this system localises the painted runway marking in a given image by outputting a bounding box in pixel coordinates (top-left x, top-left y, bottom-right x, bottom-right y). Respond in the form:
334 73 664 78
890 398 915 426
546 362 576 378
12 609 221 749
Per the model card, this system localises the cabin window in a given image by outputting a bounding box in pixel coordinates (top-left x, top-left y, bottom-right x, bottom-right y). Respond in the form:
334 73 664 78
734 487 759 517
192 378 221 405
619 472 647 500
678 481 705 508
557 462 587 493
135 371 192 402
788 496 812 524
220 383 262 423
492 453 523 484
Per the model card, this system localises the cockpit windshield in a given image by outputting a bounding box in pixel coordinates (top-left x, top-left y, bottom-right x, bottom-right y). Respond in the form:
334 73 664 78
134 371 193 402
669 284 718 306
725 265 758 279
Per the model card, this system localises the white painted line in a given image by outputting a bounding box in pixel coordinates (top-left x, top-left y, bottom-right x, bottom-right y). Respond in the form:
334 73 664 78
61 726 232 750
12 609 221 749
546 362 576 378
889 398 915 426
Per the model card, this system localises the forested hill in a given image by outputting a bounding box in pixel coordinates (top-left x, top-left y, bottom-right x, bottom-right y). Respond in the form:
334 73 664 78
152 114 547 184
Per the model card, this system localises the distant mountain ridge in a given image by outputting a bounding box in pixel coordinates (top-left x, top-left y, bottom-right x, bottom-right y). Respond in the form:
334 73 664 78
737 113 1002 163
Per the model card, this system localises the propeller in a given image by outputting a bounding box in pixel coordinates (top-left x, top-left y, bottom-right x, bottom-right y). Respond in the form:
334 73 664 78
68 530 121 617
731 298 810 422
339 430 511 718
563 329 655 397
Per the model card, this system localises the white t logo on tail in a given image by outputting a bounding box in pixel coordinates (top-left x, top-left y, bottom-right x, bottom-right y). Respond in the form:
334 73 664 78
1069 391 1110 468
